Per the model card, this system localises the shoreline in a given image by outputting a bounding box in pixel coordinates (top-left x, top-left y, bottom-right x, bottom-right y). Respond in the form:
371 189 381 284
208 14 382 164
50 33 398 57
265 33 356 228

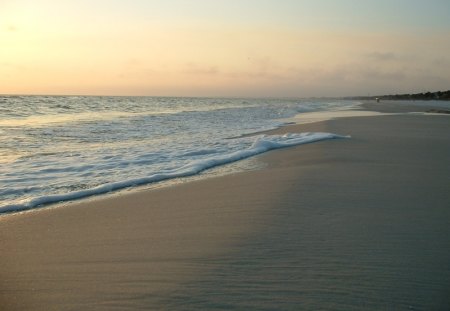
1 101 450 310
2 99 448 216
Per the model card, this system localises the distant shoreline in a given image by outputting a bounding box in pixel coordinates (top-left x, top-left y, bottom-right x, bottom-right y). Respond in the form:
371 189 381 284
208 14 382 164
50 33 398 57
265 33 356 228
345 89 450 101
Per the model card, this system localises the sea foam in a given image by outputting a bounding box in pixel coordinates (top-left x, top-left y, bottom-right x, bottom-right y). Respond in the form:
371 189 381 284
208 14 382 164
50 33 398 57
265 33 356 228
0 132 348 214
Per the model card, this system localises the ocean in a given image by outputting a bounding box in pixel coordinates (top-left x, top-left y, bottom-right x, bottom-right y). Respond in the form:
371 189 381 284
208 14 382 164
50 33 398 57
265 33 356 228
0 96 355 213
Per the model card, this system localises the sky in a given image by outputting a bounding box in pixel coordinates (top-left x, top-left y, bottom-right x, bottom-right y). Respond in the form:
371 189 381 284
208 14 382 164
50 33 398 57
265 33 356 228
1 0 450 97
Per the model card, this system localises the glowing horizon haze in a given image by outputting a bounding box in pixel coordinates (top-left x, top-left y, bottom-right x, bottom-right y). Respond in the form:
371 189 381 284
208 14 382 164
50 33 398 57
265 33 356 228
1 0 450 97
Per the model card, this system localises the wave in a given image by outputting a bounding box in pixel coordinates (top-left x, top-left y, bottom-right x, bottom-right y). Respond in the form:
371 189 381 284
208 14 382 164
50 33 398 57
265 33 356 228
0 132 349 214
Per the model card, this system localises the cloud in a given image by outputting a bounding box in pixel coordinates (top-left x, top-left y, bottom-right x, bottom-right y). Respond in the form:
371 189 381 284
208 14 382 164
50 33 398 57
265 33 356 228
359 68 406 80
432 57 450 67
7 25 18 32
365 51 398 61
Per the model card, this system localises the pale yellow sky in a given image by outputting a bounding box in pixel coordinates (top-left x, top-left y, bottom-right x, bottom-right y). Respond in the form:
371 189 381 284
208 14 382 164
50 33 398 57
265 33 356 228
1 0 450 97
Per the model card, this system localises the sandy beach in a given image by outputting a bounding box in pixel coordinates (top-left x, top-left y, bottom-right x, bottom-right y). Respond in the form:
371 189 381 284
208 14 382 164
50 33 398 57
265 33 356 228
1 101 449 310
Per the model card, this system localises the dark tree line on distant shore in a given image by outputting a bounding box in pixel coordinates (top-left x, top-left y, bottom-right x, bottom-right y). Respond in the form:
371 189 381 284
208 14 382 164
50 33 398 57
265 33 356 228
348 90 450 101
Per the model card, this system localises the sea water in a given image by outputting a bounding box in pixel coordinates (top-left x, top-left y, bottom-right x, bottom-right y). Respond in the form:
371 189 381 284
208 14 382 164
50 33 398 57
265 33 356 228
0 96 355 213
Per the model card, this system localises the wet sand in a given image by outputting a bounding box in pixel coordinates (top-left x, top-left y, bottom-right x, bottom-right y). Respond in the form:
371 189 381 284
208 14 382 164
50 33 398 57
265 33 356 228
1 102 449 310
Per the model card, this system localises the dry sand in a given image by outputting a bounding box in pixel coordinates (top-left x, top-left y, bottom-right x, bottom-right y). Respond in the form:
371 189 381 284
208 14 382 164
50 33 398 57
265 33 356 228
1 102 449 310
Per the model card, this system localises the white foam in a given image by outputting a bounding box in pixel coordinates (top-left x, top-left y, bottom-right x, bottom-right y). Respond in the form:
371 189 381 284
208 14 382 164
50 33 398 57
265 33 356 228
0 132 348 214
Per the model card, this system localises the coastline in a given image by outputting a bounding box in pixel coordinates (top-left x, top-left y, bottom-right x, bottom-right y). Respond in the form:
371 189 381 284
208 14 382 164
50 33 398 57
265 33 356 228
1 101 449 310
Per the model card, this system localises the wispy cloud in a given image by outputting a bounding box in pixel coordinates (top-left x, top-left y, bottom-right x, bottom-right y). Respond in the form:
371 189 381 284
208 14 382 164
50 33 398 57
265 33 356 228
7 25 18 32
365 51 398 61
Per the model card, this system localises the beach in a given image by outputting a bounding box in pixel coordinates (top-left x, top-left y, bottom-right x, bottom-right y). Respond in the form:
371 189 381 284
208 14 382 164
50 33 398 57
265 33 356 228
1 101 449 310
